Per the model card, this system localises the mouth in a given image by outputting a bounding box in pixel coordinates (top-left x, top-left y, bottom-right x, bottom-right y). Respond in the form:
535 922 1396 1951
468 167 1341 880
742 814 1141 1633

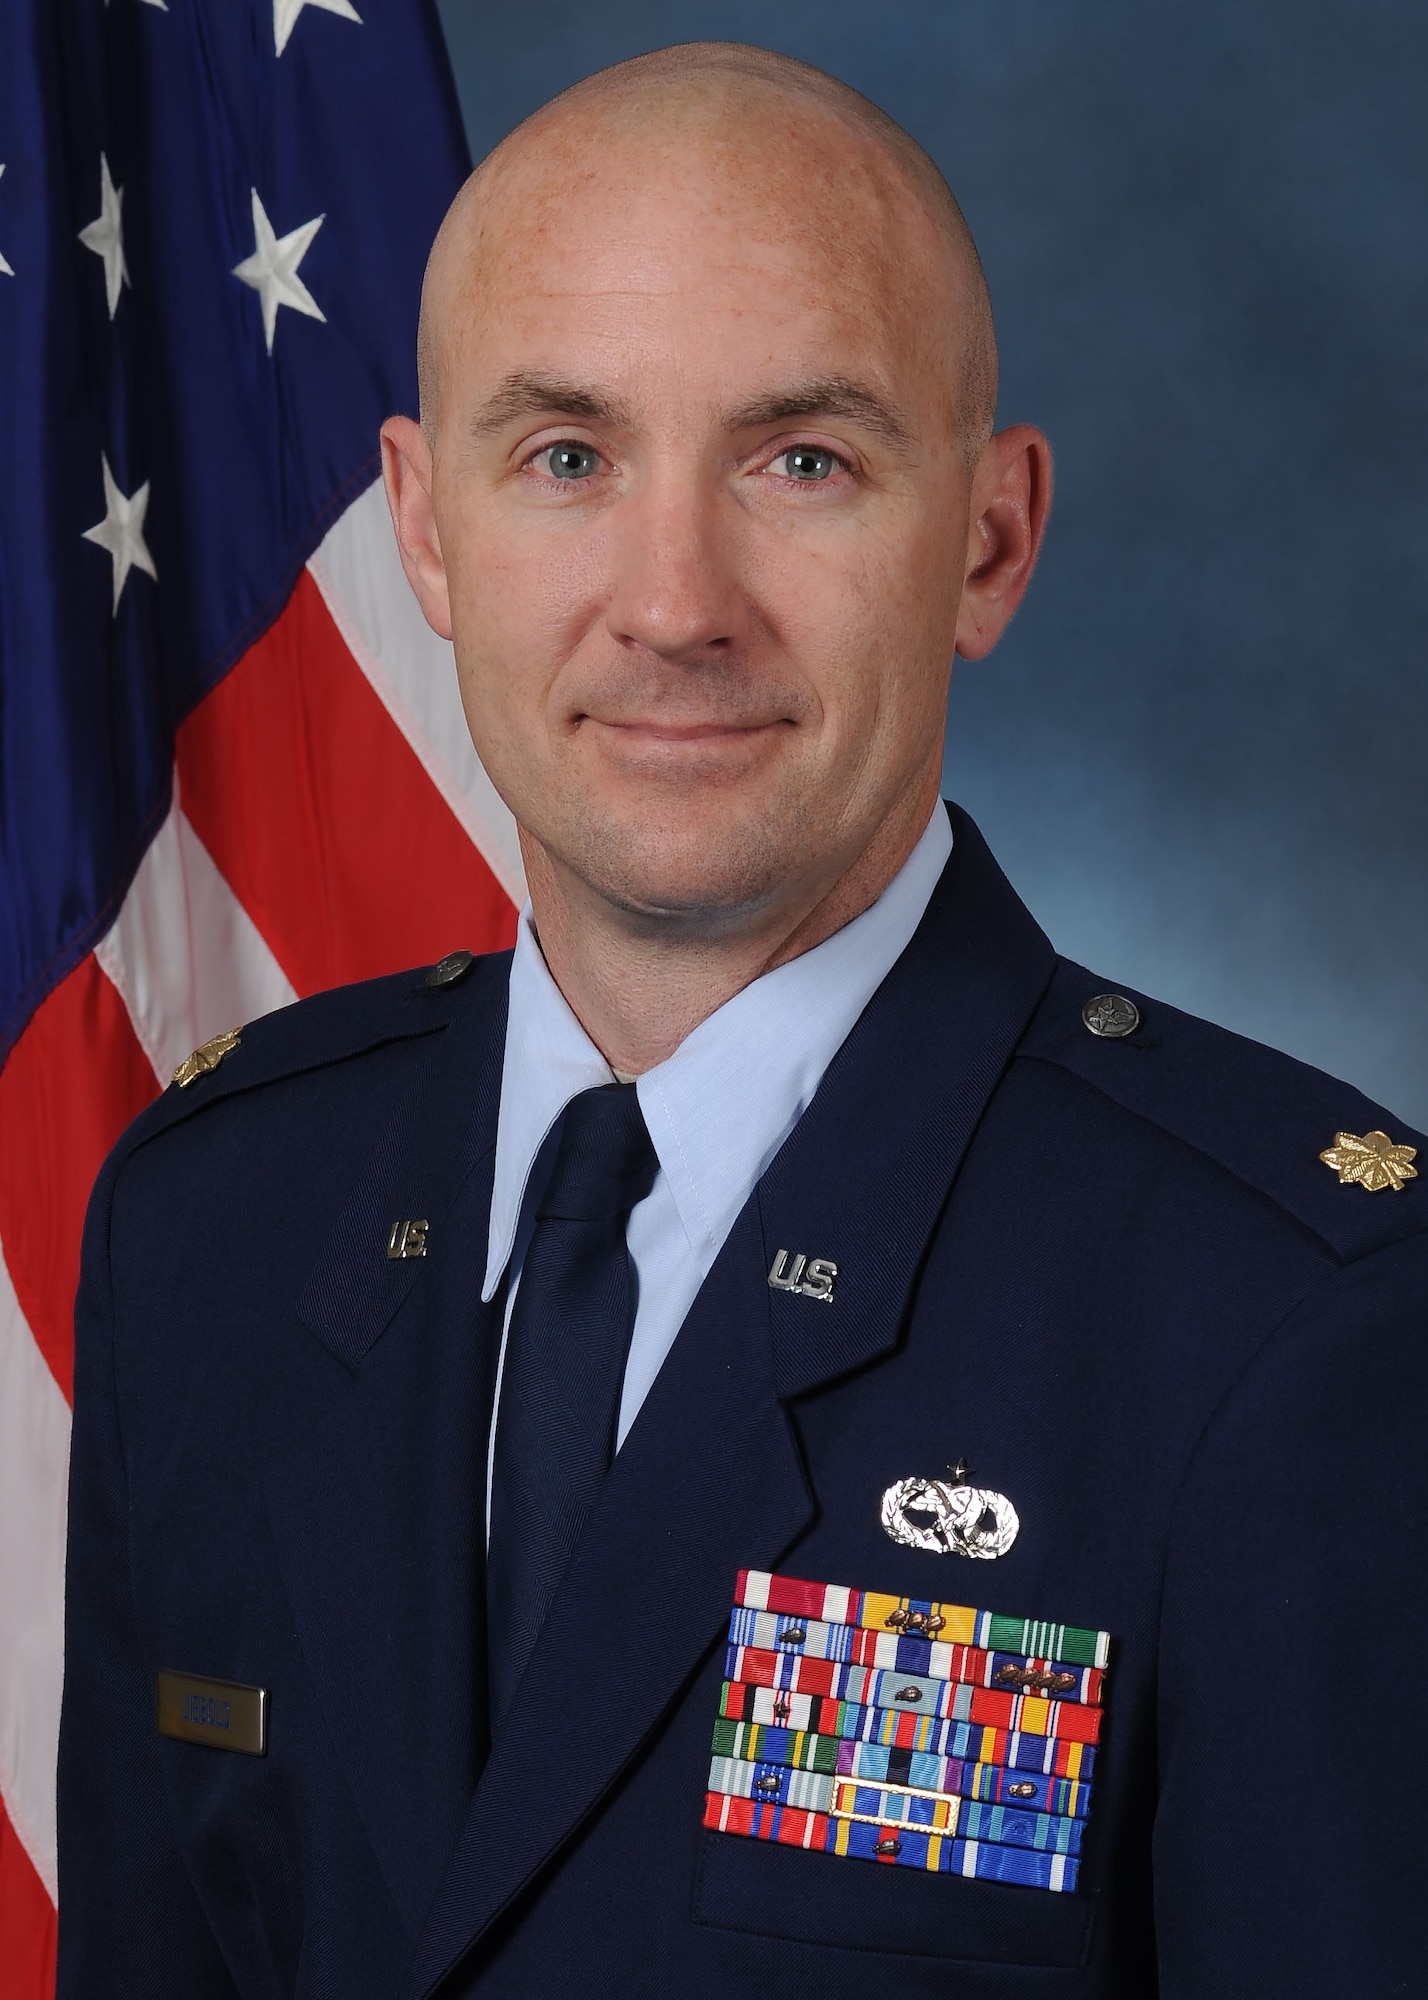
592 724 788 748
579 717 792 747
575 717 796 783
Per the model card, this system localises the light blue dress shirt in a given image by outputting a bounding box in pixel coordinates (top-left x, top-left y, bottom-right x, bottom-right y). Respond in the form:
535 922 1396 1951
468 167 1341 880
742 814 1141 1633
483 804 952 1519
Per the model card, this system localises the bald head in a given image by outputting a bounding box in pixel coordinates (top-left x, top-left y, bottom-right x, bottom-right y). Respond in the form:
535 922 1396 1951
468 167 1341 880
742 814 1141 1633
381 39 1050 990
417 42 997 461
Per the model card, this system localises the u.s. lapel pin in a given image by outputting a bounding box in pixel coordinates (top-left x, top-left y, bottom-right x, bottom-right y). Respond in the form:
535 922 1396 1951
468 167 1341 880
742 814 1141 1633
767 1248 837 1302
386 1219 429 1260
880 1458 1020 1560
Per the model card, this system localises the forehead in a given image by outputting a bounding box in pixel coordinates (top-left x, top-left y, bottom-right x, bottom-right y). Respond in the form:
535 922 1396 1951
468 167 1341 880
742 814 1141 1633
436 105 956 417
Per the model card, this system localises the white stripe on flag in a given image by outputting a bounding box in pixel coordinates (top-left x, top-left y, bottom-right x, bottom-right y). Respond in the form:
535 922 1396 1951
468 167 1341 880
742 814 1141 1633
308 480 527 907
0 1242 71 1905
94 790 298 1086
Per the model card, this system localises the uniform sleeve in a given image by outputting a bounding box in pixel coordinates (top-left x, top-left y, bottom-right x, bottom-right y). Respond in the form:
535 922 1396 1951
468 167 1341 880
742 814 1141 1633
1152 1230 1428 1997
56 1151 240 2000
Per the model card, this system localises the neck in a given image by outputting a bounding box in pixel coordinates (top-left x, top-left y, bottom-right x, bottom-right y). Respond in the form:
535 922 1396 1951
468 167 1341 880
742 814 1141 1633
519 777 943 1075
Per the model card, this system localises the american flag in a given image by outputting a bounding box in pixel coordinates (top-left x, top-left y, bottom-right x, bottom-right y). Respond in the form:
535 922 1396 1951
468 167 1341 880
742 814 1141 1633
0 1 520 1986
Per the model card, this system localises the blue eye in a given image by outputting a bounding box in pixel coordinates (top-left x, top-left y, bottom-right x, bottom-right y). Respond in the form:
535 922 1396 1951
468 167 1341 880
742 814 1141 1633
778 447 839 482
539 443 600 480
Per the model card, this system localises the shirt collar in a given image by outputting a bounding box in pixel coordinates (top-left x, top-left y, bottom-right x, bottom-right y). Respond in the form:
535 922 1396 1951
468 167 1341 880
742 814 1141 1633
482 804 953 1300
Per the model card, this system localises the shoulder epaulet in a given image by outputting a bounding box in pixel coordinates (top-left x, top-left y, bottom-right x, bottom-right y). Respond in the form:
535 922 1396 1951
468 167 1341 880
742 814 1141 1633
1018 959 1428 1264
119 946 508 1157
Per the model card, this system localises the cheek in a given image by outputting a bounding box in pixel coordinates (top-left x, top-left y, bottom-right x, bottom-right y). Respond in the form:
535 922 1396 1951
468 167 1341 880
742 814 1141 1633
527 528 615 643
443 504 611 706
749 514 952 738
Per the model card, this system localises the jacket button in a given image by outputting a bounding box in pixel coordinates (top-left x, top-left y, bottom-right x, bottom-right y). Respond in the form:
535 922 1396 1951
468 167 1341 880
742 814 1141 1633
425 949 475 988
1081 992 1140 1039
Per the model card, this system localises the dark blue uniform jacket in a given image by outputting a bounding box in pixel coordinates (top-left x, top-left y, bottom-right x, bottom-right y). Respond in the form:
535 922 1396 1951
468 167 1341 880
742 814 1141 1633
58 806 1428 1997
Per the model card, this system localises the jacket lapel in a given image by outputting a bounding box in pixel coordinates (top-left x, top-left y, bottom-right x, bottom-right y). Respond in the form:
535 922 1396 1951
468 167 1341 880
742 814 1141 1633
264 979 507 1932
401 807 1058 1996
760 804 1057 1399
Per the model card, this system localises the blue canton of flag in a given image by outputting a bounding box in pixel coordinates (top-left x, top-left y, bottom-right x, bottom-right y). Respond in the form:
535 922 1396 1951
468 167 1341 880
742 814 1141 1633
0 0 469 1054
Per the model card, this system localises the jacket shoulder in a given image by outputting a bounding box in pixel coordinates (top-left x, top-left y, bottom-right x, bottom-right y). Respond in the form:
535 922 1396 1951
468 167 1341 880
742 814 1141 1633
109 947 511 1168
1017 959 1428 1264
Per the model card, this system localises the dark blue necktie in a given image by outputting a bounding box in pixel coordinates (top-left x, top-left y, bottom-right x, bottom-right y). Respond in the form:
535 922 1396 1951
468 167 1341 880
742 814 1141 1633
486 1082 659 1732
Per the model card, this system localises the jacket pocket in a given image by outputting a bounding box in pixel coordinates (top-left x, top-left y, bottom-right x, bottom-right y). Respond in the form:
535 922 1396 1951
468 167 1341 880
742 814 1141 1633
693 1827 1096 1966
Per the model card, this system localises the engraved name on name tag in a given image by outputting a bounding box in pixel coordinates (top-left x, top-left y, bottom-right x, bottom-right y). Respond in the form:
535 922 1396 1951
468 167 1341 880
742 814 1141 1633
156 1671 268 1755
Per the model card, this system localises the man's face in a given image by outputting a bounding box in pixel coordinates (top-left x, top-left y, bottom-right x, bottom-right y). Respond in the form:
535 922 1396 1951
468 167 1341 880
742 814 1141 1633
415 118 978 928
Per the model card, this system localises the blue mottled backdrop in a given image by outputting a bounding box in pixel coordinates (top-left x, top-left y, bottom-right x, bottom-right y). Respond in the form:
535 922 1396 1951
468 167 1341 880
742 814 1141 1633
437 0 1428 1123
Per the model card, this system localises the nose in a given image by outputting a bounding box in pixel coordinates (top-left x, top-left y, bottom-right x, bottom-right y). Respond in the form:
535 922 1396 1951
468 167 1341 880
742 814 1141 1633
604 468 748 662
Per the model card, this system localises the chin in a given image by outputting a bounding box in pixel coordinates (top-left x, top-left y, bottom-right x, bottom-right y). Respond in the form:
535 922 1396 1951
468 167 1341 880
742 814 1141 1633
562 798 805 929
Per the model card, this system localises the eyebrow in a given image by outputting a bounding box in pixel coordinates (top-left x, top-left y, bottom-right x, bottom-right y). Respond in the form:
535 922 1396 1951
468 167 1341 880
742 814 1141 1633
465 368 917 456
467 371 635 441
723 377 918 456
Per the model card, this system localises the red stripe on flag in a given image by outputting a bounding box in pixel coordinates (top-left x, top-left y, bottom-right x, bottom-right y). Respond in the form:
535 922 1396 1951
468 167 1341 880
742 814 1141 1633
0 1796 57 1991
0 957 159 1403
176 572 517 998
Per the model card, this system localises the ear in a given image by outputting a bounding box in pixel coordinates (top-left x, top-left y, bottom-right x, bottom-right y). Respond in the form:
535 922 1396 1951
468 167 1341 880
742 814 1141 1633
954 424 1054 661
380 416 454 642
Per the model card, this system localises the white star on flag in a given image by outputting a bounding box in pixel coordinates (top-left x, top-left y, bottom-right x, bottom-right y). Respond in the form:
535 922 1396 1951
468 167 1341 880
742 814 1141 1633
232 190 326 354
83 454 158 613
0 166 13 277
78 154 130 318
273 0 361 58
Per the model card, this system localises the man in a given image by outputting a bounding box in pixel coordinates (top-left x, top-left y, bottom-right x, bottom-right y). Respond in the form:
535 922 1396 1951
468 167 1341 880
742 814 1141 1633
59 42 1427 1999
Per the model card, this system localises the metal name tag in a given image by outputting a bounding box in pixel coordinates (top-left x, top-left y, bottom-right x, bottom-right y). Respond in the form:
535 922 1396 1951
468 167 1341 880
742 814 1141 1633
156 1670 268 1756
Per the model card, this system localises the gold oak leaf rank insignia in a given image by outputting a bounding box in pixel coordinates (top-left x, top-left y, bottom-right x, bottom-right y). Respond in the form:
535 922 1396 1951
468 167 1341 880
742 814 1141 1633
1319 1129 1418 1193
